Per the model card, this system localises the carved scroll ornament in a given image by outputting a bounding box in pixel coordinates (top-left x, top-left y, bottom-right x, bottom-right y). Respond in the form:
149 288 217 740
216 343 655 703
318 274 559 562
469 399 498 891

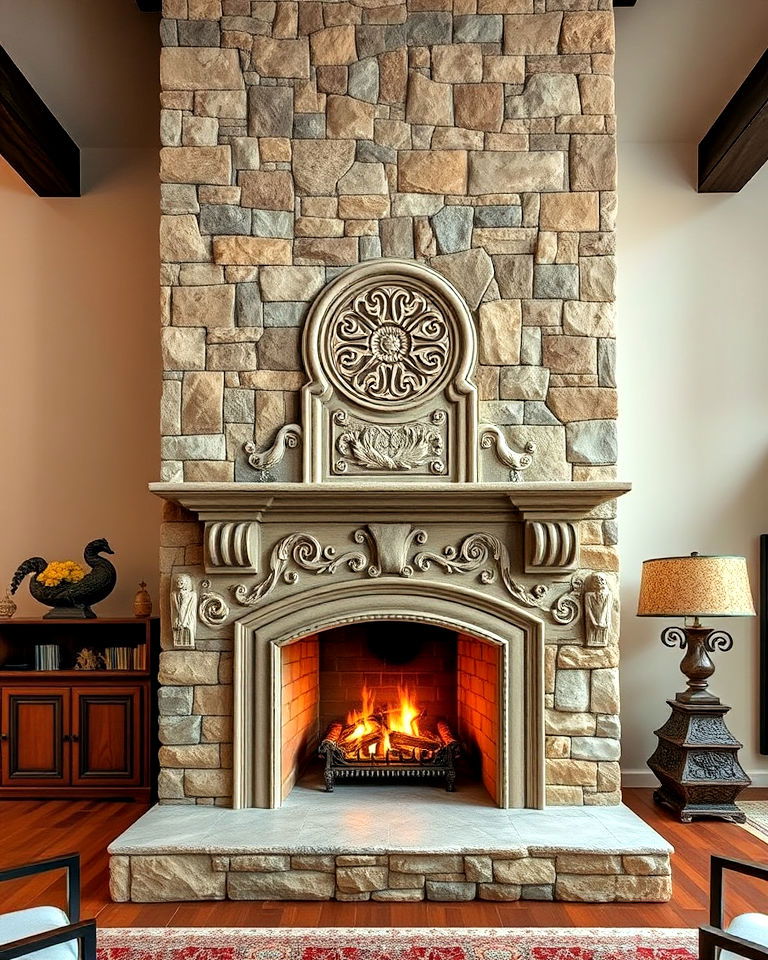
480 426 536 482
333 410 446 475
243 424 302 480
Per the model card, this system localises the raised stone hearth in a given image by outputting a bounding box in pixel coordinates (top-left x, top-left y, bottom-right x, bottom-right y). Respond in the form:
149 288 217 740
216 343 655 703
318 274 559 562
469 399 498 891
110 778 673 903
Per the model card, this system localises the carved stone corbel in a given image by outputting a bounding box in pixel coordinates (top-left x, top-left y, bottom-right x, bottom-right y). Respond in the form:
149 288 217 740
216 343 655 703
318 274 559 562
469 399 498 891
524 519 580 575
205 520 259 575
243 424 302 480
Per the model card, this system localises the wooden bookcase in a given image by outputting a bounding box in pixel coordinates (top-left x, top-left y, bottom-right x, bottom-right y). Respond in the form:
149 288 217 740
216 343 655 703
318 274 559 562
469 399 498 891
0 618 158 801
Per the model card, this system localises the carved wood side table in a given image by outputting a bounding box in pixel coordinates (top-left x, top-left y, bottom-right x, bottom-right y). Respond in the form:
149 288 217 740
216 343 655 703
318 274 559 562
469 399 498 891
648 698 750 823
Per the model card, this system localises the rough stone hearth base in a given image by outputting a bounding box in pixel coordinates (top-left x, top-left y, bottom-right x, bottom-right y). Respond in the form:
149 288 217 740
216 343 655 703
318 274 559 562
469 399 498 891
109 780 672 903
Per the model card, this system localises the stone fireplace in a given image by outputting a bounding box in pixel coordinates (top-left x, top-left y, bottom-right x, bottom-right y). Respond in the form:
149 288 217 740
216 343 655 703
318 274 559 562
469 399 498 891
109 0 675 904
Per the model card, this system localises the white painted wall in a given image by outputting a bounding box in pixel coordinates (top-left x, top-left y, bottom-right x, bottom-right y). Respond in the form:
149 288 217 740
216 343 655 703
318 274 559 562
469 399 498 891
616 145 768 784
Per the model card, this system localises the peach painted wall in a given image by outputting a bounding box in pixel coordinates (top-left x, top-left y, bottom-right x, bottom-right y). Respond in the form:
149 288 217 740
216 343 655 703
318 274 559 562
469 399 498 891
0 151 161 617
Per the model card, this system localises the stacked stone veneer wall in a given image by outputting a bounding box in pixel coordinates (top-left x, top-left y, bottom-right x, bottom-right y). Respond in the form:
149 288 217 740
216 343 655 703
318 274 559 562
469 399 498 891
156 0 621 808
457 634 499 802
112 850 671 903
281 635 320 798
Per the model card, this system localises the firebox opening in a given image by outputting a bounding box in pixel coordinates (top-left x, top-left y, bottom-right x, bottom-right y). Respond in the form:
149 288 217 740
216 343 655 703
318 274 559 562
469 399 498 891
280 621 502 804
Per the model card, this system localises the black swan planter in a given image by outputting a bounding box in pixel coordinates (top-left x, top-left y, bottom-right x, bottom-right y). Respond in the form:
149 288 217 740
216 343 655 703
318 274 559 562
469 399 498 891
10 538 117 619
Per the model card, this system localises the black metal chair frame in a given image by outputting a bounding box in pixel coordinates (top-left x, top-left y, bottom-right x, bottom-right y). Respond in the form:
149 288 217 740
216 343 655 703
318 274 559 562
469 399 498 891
700 855 768 960
0 853 96 960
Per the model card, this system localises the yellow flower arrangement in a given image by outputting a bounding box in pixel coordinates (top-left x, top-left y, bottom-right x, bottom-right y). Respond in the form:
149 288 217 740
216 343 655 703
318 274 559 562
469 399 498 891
36 560 86 588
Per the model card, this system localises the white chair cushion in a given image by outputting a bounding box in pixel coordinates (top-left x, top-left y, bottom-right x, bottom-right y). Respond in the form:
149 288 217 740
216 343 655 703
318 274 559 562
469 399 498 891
720 912 768 960
0 906 78 960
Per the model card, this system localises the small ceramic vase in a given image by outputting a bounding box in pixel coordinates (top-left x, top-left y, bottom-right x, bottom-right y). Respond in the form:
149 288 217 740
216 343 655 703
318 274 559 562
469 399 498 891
133 581 152 618
0 591 17 619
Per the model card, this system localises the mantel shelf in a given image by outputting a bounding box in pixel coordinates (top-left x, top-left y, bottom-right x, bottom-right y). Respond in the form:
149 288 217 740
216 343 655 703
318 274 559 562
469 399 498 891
150 480 631 523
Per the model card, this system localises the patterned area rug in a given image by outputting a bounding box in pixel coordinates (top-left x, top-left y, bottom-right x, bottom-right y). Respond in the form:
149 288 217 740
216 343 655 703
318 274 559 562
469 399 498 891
97 926 699 960
738 801 768 843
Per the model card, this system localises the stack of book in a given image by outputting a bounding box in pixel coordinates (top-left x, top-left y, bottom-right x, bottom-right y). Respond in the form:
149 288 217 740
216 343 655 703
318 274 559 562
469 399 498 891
103 645 147 670
34 645 60 670
132 643 147 670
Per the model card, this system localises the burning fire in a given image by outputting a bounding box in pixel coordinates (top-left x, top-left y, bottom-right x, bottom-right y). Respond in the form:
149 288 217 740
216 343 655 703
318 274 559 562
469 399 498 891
341 685 426 758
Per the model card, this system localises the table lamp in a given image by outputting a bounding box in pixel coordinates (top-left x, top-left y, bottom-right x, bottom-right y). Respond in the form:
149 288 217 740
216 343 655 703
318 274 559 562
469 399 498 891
637 552 755 823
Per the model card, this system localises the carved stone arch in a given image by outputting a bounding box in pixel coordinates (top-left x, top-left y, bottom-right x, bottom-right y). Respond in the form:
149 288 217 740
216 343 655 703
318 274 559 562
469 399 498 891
301 259 479 483
233 577 545 811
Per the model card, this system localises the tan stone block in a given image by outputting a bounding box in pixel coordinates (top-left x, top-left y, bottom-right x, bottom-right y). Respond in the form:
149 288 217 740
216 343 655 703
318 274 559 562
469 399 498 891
160 215 209 262
194 90 247 119
546 709 596 737
579 75 615 115
162 327 206 371
539 193 599 232
337 866 389 893
580 256 616 302
433 128 485 150
310 25 357 65
230 855 290 872
388 871 426 889
131 855 225 902
454 83 504 133
251 36 310 78
182 372 224 434
558 646 619 669
160 47 243 90
372 889 425 902
229 871 335 900
556 875 617 902
193 684 233 715
502 13 562 54
398 151 468 194
476 365 499 400
241 370 306 391
478 883 522 901
570 135 617 191
240 171 294 210
479 0 531 9
494 858 555 884
160 146 231 185
159 651 219 685
581 544 619 573
294 237 358 265
185 768 232 797
560 12 615 54
542 335 596 375
198 186 240 205
291 856 335 872
547 388 617 422
546 736 570 758
201 715 232 743
557 854 622 875
172 285 235 328
546 758 597 786
110 857 130 902
432 44 483 83
260 138 291 162
159 743 219 768
546 785 584 805
623 855 671 876
260 266 325 301
338 195 390 219
213 237 291 265
406 73 453 126
379 48 408 103
327 95 375 139
591 667 620 714
389 855 463 874
188 0 221 18
616 875 672 902
483 55 525 84
563 301 615 337
469 151 564 193
293 139 356 194
478 300 522 364
597 761 621 792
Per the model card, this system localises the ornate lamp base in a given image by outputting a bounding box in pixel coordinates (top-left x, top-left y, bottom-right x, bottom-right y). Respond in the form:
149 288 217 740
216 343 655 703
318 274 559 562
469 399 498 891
648 699 750 823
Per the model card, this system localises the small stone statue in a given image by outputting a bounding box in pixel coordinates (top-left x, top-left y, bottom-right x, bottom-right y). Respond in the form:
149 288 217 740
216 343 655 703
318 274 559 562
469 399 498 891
584 572 612 647
172 574 196 649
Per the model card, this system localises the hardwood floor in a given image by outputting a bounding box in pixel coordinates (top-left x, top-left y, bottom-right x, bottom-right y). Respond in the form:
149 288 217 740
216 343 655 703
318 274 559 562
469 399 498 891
2 789 768 928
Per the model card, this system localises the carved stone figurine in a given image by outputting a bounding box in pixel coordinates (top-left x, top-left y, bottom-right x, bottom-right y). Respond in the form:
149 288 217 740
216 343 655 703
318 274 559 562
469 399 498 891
171 574 196 649
584 572 612 647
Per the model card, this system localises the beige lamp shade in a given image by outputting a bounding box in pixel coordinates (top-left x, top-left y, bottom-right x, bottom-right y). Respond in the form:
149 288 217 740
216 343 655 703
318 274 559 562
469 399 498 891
637 553 756 618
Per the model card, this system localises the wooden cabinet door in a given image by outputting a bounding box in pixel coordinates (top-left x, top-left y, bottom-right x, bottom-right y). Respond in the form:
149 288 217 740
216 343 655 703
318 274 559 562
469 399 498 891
0 687 70 786
71 686 143 786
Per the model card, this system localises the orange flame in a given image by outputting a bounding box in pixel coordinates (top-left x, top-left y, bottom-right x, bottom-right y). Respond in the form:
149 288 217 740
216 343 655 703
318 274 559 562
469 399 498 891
341 685 422 758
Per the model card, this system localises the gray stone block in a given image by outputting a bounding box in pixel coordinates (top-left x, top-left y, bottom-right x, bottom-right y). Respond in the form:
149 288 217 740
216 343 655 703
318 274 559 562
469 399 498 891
161 434 227 461
159 715 202 745
248 86 293 138
598 338 616 387
252 210 293 238
264 302 307 327
480 401 524 425
380 218 414 258
293 113 326 139
521 884 554 900
603 519 618 546
426 881 477 901
566 419 618 465
228 871 335 900
554 669 591 713
178 19 220 46
432 205 473 254
474 205 522 228
571 737 621 761
524 402 560 425
360 236 382 260
534 263 579 300
348 58 380 104
199 204 251 236
520 327 542 365
158 685 193 717
159 19 178 46
406 12 452 45
356 24 406 58
454 15 503 42
357 140 397 164
224 388 255 424
236 283 263 327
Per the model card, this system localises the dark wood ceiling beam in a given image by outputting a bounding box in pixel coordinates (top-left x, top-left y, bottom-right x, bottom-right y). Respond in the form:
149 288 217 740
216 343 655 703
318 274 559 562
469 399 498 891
699 49 768 193
0 45 80 197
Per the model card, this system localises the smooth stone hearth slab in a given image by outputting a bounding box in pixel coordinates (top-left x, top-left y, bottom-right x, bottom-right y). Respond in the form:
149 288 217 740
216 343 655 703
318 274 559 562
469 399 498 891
110 779 672 903
111 779 671 857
